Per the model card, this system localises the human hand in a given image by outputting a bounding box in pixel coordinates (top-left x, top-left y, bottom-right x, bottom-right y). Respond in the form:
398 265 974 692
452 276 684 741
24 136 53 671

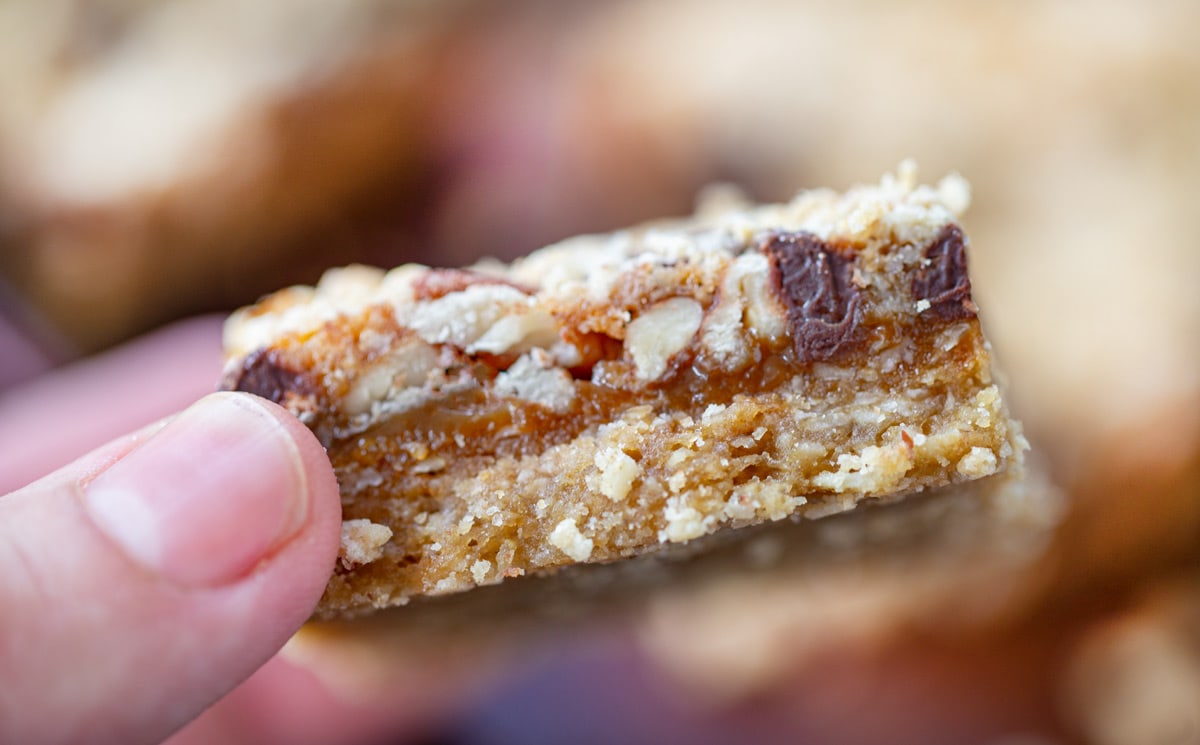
0 318 448 745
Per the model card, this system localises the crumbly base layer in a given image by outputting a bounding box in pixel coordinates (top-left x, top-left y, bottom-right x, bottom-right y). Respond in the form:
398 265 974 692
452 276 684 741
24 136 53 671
307 462 1059 640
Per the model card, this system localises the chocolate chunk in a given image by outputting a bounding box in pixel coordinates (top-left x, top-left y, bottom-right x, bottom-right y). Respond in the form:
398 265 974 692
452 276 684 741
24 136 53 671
222 348 315 405
911 224 977 321
762 231 862 363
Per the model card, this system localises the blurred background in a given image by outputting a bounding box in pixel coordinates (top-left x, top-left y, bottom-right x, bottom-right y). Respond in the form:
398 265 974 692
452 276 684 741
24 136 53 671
1 0 1198 743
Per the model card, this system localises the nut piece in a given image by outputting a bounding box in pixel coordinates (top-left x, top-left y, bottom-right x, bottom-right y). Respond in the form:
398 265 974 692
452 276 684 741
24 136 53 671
495 350 576 411
701 251 785 370
625 296 704 380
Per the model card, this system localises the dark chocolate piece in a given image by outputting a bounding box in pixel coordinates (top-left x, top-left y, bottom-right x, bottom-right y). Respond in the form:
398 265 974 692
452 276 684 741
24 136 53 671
222 347 315 405
911 224 977 321
761 231 862 363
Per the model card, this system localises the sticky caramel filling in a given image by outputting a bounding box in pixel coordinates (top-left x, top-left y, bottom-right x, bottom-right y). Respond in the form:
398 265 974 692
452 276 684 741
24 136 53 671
336 318 982 471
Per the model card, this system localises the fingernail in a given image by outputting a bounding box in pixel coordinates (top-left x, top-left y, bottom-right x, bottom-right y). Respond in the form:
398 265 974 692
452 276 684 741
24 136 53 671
84 392 310 587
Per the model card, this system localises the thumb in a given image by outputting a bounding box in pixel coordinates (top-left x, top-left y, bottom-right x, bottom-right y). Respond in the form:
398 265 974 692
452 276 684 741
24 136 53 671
0 392 341 745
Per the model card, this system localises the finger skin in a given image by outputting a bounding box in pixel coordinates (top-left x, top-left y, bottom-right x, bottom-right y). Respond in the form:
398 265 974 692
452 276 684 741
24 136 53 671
0 315 225 495
166 655 438 745
0 394 341 745
0 319 454 744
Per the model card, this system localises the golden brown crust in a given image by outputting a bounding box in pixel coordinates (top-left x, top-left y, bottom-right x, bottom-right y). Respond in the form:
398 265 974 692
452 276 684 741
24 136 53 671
221 165 1024 617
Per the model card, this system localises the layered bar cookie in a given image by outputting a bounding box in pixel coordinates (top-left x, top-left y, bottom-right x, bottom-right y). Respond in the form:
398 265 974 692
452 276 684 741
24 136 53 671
221 165 1025 617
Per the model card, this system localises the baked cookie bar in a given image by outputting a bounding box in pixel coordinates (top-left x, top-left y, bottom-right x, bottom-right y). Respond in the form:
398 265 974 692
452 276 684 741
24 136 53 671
221 165 1025 617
